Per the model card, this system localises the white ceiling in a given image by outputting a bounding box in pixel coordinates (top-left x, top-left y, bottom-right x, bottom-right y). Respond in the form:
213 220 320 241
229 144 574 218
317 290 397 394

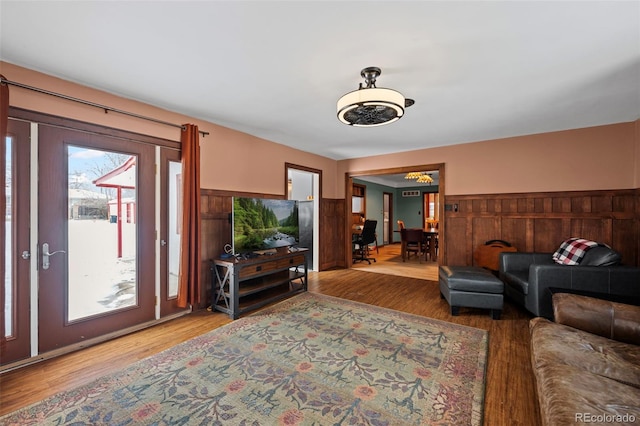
1 1 638 161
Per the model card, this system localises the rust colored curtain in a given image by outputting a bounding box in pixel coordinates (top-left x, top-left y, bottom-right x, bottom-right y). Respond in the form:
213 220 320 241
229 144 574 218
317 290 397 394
177 124 202 308
0 76 8 340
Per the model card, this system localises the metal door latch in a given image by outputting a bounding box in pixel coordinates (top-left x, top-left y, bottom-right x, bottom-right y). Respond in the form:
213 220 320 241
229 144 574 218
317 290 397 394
42 242 66 270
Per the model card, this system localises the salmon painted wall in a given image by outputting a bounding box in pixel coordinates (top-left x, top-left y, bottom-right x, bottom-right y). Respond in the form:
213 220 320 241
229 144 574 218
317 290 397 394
338 121 639 197
3 62 637 199
0 62 338 197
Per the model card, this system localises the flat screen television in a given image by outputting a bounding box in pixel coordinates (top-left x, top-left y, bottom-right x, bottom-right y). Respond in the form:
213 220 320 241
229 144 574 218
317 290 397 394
233 197 299 254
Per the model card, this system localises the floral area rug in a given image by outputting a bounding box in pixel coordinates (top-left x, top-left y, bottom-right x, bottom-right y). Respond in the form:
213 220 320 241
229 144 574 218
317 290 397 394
1 293 488 425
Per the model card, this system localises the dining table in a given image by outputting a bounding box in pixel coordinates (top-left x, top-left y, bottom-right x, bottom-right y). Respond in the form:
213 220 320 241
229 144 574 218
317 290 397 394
423 227 438 261
398 227 438 262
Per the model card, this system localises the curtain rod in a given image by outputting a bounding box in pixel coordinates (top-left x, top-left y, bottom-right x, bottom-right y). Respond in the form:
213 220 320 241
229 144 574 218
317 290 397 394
0 77 209 137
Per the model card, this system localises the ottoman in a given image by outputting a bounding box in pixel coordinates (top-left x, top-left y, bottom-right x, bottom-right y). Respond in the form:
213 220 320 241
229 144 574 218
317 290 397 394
439 265 504 319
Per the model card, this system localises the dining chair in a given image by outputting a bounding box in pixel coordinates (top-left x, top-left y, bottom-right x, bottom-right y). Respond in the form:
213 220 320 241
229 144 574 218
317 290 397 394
401 228 425 262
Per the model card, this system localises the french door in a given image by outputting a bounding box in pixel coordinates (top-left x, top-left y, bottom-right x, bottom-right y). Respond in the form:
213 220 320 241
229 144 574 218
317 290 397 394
37 125 157 352
2 119 187 365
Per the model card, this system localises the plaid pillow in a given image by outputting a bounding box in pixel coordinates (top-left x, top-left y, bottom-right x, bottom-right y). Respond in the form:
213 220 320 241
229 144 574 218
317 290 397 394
552 238 600 265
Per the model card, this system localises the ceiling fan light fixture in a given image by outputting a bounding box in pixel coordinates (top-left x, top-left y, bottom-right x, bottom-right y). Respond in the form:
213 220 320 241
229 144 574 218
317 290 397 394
337 67 412 127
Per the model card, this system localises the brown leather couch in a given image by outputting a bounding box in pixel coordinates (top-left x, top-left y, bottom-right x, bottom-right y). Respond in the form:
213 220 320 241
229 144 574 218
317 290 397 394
529 293 640 425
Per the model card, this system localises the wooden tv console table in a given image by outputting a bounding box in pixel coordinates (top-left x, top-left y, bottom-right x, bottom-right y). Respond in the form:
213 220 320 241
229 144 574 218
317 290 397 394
211 248 308 319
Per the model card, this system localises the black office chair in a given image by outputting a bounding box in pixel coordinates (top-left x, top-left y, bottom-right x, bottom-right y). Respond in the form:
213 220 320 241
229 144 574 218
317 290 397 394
353 219 377 264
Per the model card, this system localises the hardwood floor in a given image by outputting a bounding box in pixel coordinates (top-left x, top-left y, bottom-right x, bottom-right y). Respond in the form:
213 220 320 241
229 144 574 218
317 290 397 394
352 243 439 281
311 269 541 426
0 269 541 425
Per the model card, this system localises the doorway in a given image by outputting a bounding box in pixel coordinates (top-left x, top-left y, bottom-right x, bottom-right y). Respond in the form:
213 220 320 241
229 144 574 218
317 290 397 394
383 192 392 245
423 191 440 229
286 163 321 271
345 164 445 267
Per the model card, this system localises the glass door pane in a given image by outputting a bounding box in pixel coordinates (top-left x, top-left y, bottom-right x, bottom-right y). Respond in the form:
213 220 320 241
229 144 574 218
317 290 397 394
2 119 31 365
67 146 138 321
4 136 12 337
168 161 181 298
159 149 185 316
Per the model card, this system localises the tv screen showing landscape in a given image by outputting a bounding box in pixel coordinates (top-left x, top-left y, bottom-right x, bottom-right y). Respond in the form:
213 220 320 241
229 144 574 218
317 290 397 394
233 197 299 254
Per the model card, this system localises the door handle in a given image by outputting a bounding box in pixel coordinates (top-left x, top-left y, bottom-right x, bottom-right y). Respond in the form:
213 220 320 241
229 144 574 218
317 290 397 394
42 242 66 270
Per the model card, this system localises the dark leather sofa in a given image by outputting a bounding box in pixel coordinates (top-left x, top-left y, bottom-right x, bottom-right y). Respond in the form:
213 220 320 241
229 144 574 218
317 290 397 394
530 293 640 425
499 248 640 319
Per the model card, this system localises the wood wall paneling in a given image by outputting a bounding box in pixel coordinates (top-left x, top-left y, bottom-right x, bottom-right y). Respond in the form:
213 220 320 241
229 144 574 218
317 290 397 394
320 198 346 270
446 217 469 266
199 191 233 309
472 217 497 264
199 188 638 306
533 219 564 252
501 218 528 252
444 189 639 267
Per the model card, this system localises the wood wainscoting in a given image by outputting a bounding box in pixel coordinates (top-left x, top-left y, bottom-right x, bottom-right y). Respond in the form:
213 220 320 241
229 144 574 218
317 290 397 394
199 188 638 308
319 198 346 270
443 189 640 267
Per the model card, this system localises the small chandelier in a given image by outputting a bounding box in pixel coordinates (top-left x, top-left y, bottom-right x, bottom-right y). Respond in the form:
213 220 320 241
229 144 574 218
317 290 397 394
416 174 434 184
404 172 423 180
405 172 433 184
337 67 414 127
